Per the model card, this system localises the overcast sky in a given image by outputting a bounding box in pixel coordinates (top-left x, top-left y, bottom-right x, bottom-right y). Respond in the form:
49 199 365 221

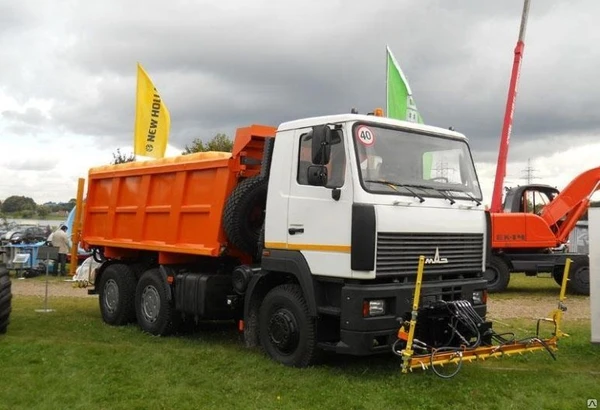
1 0 599 206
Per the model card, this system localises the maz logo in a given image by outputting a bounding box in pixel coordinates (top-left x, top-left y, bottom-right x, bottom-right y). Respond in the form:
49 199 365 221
425 247 448 264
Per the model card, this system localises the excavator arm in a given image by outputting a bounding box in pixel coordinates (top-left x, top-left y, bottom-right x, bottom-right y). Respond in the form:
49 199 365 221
539 166 600 243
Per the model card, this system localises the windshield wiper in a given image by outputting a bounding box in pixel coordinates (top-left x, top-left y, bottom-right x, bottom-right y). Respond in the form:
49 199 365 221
443 188 482 206
364 180 425 203
461 191 482 206
429 188 455 205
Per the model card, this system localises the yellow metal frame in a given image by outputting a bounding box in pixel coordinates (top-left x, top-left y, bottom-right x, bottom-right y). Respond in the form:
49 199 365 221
399 257 572 374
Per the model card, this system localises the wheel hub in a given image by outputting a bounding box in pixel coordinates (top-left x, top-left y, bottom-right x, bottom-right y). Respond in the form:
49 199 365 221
141 285 161 323
268 308 299 353
483 267 499 283
574 267 590 285
104 279 119 314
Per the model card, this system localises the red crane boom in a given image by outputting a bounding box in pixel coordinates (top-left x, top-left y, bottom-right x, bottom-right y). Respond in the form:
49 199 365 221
490 0 531 213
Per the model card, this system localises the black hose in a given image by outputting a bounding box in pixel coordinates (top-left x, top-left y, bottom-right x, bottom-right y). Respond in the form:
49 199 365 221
491 332 516 344
92 247 106 263
513 337 557 361
430 346 464 379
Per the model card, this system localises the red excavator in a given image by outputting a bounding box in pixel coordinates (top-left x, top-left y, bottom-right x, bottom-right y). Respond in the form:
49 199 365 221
484 0 592 295
485 168 597 294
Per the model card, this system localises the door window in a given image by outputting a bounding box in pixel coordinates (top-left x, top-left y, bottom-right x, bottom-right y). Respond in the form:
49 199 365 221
297 131 346 188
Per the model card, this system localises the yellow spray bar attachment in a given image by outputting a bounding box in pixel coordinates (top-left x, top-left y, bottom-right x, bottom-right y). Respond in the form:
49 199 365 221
400 255 425 373
396 257 572 377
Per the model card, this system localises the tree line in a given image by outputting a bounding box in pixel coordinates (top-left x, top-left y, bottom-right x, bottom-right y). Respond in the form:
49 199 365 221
0 196 75 219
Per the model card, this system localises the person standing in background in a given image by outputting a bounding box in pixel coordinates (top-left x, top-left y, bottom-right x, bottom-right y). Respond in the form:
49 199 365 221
51 224 70 276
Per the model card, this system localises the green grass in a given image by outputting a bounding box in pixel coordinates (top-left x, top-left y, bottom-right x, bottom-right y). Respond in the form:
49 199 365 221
1 293 599 410
490 271 589 301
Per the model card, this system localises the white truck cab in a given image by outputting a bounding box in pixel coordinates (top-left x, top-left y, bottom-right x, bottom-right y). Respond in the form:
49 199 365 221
266 113 485 278
244 113 491 366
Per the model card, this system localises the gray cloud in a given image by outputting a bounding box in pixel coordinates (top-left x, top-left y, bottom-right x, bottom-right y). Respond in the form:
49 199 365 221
0 2 34 35
2 107 47 125
4 158 56 172
1 0 599 159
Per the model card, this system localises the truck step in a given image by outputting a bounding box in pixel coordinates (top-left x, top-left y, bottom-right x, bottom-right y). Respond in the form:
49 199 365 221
317 306 341 316
316 341 340 352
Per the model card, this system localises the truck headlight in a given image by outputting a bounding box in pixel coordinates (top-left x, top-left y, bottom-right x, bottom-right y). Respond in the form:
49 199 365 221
472 290 487 305
363 299 386 317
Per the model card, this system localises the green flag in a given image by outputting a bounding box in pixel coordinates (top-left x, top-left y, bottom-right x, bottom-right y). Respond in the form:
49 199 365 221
386 46 423 124
386 46 432 177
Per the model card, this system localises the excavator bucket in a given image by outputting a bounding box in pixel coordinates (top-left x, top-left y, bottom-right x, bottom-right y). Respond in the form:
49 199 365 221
395 257 571 378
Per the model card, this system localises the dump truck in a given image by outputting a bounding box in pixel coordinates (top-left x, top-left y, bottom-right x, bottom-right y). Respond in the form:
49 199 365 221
483 168 599 295
77 111 560 369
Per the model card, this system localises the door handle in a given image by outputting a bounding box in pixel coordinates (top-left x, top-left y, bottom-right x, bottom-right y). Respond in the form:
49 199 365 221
288 227 304 235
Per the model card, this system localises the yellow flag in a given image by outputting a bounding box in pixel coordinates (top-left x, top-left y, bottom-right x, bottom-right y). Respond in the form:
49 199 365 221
133 62 170 158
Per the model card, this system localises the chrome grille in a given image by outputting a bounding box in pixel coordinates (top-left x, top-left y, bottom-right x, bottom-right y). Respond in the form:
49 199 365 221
376 232 484 278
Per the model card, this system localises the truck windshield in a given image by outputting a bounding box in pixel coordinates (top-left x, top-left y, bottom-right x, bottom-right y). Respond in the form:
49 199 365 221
352 123 483 201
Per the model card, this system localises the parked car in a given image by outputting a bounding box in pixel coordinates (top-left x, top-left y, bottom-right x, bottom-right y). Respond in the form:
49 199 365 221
3 225 47 245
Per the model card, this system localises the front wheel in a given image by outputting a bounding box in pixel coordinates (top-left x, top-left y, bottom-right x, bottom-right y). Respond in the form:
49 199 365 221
483 255 510 293
258 284 319 368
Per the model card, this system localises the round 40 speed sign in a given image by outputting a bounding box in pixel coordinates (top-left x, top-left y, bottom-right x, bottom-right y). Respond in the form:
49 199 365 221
356 126 375 146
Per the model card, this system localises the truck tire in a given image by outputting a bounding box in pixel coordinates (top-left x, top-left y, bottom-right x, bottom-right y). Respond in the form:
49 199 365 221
223 176 268 256
258 284 319 368
256 223 265 261
135 268 178 336
552 270 565 288
0 265 12 334
98 264 137 326
566 257 590 295
553 257 590 295
483 255 510 293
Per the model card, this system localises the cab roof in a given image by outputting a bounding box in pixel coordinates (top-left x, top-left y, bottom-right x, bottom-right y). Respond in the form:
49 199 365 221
277 113 468 141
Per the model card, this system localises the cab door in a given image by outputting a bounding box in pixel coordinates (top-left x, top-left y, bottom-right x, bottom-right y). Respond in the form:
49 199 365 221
286 127 353 278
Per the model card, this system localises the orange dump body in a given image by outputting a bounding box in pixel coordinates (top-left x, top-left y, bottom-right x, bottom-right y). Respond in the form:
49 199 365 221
80 125 276 264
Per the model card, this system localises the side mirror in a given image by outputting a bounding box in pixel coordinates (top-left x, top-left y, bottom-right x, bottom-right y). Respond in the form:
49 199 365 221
311 125 332 165
307 165 328 186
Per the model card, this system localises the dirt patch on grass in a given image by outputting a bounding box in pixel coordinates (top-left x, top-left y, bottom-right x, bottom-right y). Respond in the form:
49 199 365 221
9 276 591 320
487 295 590 320
11 277 96 298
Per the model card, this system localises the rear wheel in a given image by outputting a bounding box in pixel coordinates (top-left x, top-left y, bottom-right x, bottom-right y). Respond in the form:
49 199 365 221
483 255 510 293
561 258 590 295
258 284 319 368
0 265 12 334
135 268 178 336
98 264 137 325
555 257 590 295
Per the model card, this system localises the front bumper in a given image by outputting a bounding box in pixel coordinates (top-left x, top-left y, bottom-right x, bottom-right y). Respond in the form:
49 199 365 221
330 277 488 356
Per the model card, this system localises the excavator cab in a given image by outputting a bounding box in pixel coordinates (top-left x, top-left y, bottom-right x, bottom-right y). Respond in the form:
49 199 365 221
502 184 560 214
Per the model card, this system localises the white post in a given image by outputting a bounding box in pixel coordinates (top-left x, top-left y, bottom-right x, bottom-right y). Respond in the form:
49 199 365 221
35 247 55 313
588 206 600 344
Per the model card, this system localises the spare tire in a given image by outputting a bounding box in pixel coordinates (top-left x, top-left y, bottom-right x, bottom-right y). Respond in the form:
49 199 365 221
223 176 268 256
0 264 12 334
